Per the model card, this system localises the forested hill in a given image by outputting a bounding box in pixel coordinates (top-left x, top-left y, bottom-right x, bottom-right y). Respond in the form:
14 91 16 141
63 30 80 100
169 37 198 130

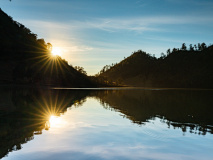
0 8 95 87
99 43 213 88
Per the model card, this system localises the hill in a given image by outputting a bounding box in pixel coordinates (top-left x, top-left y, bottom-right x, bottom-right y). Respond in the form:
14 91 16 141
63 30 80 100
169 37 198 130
98 43 213 88
0 8 95 87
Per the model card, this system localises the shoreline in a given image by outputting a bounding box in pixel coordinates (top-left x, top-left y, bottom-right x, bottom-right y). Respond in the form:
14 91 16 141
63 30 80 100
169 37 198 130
0 84 213 91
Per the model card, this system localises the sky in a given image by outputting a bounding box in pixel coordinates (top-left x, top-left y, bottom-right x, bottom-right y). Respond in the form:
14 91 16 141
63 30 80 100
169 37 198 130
1 0 213 75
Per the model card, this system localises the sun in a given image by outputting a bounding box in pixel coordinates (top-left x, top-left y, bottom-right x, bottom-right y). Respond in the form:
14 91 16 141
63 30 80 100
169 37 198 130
51 47 62 56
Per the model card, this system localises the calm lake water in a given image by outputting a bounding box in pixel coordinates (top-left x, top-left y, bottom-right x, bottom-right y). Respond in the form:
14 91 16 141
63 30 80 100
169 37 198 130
0 88 213 160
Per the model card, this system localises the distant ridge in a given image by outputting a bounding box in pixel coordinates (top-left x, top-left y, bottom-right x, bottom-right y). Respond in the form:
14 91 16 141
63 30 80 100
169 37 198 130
98 43 213 88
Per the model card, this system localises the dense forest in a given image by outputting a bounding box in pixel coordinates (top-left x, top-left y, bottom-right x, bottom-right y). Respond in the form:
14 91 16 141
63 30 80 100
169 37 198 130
98 43 213 88
0 8 98 87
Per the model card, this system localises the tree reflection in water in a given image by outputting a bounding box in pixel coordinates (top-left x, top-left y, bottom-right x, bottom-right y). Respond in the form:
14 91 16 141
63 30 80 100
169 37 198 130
92 89 213 135
0 88 213 159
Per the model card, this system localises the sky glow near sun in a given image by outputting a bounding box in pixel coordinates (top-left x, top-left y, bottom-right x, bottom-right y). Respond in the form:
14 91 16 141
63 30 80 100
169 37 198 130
1 0 213 75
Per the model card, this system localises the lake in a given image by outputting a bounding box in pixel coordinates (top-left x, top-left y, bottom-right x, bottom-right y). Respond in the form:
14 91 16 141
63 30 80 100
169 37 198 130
0 87 213 160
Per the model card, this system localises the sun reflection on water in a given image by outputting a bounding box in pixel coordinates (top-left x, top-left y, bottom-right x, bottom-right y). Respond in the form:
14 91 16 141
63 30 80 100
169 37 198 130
45 115 68 130
49 115 62 127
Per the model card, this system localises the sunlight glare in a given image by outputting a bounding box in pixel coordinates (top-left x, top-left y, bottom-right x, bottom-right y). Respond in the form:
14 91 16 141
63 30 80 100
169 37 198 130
51 47 62 56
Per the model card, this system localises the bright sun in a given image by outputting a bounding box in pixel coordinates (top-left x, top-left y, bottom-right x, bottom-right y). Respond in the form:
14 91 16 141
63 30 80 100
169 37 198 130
51 47 62 56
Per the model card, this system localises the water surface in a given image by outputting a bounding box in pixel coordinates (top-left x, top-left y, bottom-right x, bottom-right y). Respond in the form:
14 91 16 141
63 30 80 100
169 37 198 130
0 88 213 160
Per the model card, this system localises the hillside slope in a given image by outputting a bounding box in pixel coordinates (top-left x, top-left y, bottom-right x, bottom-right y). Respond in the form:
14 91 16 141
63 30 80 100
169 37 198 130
99 45 213 88
0 8 95 87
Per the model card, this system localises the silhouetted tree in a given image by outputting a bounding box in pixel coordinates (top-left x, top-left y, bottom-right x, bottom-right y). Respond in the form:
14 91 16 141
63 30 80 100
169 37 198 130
167 49 171 55
189 44 194 51
74 66 87 75
198 43 201 51
181 43 187 51
47 43 52 52
161 52 166 58
194 44 197 51
201 43 206 51
172 48 178 53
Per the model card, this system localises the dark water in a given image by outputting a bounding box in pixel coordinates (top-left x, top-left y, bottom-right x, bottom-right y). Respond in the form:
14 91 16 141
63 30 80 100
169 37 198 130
0 87 213 160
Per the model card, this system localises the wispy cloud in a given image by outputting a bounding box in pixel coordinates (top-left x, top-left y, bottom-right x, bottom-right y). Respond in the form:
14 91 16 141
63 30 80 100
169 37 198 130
21 14 213 35
64 15 213 33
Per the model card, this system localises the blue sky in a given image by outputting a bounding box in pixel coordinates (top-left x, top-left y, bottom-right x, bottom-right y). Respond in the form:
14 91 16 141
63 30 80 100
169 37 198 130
1 0 213 75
